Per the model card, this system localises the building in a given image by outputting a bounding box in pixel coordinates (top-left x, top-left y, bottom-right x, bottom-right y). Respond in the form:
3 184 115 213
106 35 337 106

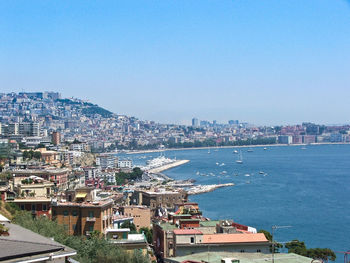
278 135 293 144
96 154 118 169
51 188 114 236
128 189 188 215
192 118 199 127
164 251 314 263
120 205 151 231
11 168 70 190
118 159 133 168
172 230 270 257
106 228 149 256
51 131 61 145
19 122 40 137
10 176 54 218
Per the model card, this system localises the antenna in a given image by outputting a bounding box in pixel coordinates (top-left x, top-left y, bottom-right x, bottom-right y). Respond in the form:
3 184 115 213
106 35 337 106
272 225 292 263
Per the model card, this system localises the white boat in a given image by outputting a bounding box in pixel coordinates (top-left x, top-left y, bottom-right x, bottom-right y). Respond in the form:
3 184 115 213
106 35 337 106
259 171 264 175
247 148 253 152
233 150 238 154
263 147 267 150
244 174 250 177
208 149 211 154
236 151 243 164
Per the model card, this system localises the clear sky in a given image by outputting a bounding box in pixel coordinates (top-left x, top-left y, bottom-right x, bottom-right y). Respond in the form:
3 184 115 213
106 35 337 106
1 1 350 126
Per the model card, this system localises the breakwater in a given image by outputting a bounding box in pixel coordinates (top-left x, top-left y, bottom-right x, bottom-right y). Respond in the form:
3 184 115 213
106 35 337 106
148 159 190 173
187 183 234 195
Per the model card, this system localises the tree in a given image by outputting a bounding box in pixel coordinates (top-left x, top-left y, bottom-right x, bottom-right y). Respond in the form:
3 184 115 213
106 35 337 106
285 240 307 256
11 211 150 263
120 221 137 234
139 227 153 244
307 248 336 262
33 151 42 160
286 240 336 261
258 229 282 253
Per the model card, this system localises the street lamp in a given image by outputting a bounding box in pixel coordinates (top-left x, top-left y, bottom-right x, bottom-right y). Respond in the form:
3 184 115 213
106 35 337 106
272 225 292 263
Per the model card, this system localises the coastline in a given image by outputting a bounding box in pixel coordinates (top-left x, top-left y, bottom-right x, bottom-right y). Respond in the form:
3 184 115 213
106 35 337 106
125 142 350 155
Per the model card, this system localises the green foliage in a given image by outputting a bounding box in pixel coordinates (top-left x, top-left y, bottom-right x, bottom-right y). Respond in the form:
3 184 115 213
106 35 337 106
5 202 20 215
139 227 153 244
12 211 150 263
285 240 336 261
115 167 143 185
164 137 276 149
23 150 41 160
258 229 272 241
82 106 113 118
35 143 46 149
258 229 282 253
120 221 137 234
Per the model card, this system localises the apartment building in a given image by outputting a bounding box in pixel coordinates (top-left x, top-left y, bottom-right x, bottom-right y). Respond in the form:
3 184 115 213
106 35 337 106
52 188 114 236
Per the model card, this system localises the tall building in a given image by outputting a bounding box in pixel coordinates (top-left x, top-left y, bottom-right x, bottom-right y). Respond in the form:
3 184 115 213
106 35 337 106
191 118 199 127
19 122 40 137
52 131 61 145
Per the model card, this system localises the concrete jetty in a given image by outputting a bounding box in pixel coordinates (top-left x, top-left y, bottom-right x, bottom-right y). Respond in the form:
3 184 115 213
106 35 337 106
148 159 190 173
187 183 234 195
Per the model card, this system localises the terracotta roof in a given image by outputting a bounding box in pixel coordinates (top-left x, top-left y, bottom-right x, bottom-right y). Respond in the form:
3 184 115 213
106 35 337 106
202 233 268 244
173 229 202 235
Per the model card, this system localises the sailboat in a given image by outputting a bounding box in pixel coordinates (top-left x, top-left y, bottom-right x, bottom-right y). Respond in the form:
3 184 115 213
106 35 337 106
236 151 243 164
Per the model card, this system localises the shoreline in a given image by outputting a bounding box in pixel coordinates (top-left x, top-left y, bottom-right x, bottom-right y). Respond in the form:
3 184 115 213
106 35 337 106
124 142 350 155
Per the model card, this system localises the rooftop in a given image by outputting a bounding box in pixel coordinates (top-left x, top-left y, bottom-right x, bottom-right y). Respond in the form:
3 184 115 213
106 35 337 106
202 233 268 244
52 199 113 208
165 252 313 263
0 222 76 262
173 229 202 235
199 220 220 227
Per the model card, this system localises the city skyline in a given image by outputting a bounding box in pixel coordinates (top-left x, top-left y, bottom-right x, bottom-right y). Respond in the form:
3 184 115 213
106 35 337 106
1 1 350 125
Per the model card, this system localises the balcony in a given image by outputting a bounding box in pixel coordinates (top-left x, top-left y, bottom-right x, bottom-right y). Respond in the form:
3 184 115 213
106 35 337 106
86 217 96 222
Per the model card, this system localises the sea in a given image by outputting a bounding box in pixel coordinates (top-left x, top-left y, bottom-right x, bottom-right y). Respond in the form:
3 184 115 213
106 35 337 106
119 144 350 262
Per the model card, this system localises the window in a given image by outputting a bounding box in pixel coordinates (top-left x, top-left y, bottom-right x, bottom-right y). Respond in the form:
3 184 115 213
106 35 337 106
257 249 261 253
31 204 36 211
72 210 78 216
190 237 194 244
73 224 77 231
20 204 25 210
240 250 245 253
42 204 47 211
88 225 94 232
88 211 94 218
63 210 69 216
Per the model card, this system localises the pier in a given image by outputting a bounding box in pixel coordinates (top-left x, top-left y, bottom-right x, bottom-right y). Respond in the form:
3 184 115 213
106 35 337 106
147 159 190 173
187 183 234 195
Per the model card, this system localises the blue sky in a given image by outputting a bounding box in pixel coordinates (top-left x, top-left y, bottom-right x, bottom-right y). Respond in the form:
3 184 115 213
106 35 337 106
1 0 350 125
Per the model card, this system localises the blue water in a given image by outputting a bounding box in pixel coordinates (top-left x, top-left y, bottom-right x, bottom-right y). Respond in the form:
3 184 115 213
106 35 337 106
122 144 350 261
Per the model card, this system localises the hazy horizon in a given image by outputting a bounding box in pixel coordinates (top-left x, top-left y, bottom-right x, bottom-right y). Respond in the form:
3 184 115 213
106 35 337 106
1 1 350 126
